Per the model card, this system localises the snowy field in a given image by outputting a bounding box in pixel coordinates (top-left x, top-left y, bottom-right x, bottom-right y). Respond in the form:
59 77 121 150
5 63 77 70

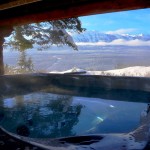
52 66 150 77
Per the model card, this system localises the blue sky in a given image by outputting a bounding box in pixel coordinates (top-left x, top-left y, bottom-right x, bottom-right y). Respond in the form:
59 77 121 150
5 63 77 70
79 8 150 35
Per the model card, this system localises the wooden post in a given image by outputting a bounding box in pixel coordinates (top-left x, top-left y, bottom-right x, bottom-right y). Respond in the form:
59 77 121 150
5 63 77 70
0 36 4 75
0 26 12 75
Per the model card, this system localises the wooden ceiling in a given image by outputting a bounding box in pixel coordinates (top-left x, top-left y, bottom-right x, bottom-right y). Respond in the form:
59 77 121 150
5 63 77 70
0 0 150 27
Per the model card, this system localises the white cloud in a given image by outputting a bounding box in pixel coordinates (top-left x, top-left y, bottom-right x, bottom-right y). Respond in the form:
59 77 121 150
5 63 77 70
105 28 137 35
113 39 150 46
76 39 150 46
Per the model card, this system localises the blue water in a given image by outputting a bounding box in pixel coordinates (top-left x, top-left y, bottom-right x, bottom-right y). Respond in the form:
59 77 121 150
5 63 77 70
4 47 150 72
0 92 146 138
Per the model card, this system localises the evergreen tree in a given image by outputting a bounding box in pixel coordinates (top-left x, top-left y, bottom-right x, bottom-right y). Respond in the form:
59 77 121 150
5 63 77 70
17 51 34 73
6 18 85 51
0 18 85 74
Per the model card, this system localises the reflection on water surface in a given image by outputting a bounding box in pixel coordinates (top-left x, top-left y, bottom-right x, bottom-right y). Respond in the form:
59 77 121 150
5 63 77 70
0 92 146 138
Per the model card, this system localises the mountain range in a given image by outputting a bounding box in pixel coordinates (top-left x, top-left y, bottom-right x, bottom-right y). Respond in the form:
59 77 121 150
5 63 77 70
72 31 150 43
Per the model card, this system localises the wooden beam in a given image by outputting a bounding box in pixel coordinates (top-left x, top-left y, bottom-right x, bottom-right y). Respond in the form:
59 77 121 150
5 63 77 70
0 0 150 27
0 0 41 10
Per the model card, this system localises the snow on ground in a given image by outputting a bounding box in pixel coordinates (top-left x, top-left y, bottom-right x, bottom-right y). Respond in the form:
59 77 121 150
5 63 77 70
87 66 150 77
49 66 150 77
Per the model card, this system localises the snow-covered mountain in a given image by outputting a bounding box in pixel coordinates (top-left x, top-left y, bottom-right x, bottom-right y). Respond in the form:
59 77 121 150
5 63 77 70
73 31 150 43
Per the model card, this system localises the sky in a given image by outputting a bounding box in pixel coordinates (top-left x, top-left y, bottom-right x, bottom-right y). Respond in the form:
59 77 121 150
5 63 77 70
79 8 150 35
